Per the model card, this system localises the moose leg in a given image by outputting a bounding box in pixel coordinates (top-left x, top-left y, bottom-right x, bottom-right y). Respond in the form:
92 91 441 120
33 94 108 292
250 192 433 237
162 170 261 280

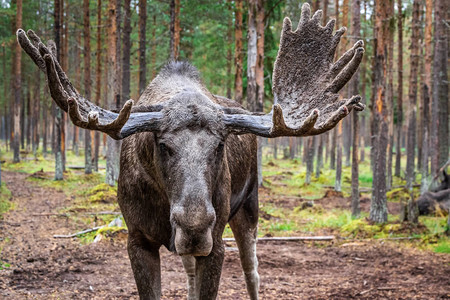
127 231 162 300
181 255 196 300
194 242 225 299
229 202 260 299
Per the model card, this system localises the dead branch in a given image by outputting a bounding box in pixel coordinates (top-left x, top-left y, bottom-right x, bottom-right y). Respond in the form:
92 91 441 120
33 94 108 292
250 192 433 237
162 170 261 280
32 213 69 217
53 226 104 238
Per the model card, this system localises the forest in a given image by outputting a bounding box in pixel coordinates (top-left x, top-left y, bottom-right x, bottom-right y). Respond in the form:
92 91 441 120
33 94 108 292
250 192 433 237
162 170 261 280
0 0 449 298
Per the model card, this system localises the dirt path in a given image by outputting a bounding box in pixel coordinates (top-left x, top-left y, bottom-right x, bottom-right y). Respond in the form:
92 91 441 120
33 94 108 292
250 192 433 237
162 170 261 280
0 171 449 299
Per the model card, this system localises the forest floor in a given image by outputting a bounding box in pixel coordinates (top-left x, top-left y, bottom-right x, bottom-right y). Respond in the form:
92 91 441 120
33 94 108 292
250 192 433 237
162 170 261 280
0 170 449 299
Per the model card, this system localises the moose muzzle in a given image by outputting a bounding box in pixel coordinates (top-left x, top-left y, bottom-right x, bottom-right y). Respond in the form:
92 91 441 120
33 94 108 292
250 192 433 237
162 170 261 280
171 203 216 256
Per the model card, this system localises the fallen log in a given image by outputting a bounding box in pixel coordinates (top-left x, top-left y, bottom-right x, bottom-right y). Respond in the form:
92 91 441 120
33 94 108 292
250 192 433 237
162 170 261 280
223 236 335 242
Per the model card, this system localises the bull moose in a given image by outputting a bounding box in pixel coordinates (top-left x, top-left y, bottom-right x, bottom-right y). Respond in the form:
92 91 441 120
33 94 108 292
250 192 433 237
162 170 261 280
17 4 364 299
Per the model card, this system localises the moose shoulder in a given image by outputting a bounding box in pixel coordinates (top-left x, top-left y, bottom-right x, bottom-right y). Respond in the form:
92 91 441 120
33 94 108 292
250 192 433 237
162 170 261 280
17 4 364 299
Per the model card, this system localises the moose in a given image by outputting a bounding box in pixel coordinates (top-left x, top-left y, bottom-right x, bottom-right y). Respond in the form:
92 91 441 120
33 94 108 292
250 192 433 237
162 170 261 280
17 4 364 299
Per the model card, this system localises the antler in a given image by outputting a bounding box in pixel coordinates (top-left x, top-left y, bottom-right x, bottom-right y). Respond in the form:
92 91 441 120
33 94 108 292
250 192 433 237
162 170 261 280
16 29 162 140
223 3 364 137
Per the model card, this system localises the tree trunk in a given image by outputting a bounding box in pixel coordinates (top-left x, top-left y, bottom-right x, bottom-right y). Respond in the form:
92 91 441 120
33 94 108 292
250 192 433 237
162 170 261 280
369 0 390 223
406 0 421 192
433 0 448 169
106 0 120 186
32 70 40 158
394 0 403 178
386 0 394 191
341 0 351 168
138 0 147 94
234 0 244 103
335 122 342 192
83 0 93 175
169 0 180 61
306 136 315 185
60 0 66 172
94 0 102 172
247 0 265 186
72 29 81 156
330 128 336 169
122 0 131 102
226 3 233 99
151 15 157 80
315 135 323 178
43 87 48 156
54 0 63 180
421 0 433 194
322 0 328 26
350 0 361 218
12 0 22 163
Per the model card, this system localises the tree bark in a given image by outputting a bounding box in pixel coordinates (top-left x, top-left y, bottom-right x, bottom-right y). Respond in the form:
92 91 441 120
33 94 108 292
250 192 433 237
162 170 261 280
12 0 22 163
386 0 394 191
341 0 351 168
54 0 63 180
94 0 102 172
432 0 448 169
421 0 433 194
170 0 180 61
32 70 40 158
138 0 147 94
83 0 93 175
394 0 403 178
306 136 315 185
122 0 131 102
315 135 323 178
350 0 361 218
406 0 421 192
335 122 342 192
106 0 120 186
248 0 265 186
369 0 390 223
234 0 244 104
72 29 81 156
322 0 328 26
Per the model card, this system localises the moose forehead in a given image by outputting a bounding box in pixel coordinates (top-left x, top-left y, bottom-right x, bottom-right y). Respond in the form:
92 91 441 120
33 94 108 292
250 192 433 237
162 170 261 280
157 91 226 136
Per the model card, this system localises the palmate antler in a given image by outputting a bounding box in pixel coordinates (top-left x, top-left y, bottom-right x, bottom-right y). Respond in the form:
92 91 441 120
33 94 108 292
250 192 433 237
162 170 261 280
16 29 163 140
223 3 364 137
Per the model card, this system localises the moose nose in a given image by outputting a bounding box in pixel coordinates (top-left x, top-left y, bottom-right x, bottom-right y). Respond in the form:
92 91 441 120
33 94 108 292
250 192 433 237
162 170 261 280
171 204 216 230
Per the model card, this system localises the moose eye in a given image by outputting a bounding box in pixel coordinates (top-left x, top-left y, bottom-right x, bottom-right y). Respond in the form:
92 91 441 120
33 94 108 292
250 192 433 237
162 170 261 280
159 143 174 157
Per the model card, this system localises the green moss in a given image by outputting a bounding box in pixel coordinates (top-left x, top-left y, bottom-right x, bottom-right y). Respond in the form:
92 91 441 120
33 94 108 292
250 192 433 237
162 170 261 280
0 183 12 219
341 219 383 238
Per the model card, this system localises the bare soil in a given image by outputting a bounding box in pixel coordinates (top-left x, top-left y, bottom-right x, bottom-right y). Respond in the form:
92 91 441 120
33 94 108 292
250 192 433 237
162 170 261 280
0 171 449 299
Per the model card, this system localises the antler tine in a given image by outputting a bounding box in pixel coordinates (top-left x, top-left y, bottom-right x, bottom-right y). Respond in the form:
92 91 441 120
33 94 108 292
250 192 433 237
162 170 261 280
308 96 362 135
331 40 364 78
270 105 319 136
327 46 364 93
43 53 69 111
38 40 78 98
16 29 46 71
